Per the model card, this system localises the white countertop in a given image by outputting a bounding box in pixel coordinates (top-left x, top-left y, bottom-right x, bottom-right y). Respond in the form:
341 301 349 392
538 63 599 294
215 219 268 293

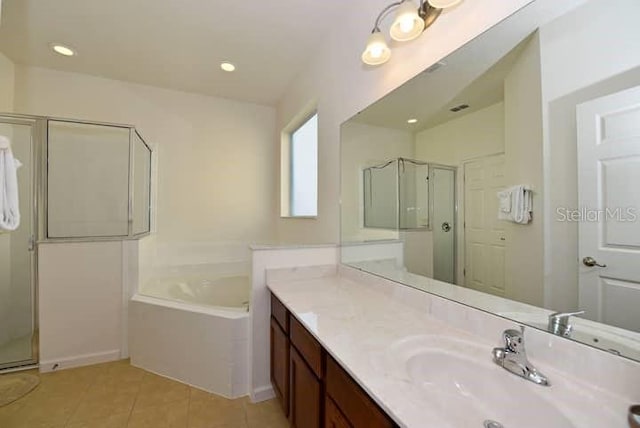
267 273 632 428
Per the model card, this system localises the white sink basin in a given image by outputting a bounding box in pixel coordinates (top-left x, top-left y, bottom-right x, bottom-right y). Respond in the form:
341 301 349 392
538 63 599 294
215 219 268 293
375 335 621 428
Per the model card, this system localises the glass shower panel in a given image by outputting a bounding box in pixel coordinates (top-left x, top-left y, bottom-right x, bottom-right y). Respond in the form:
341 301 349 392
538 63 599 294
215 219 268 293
363 161 398 229
132 132 151 235
0 120 36 369
47 121 130 238
399 160 428 229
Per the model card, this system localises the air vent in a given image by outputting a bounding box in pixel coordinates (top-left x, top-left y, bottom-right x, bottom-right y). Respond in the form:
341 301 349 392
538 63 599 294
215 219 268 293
425 61 447 73
450 104 470 112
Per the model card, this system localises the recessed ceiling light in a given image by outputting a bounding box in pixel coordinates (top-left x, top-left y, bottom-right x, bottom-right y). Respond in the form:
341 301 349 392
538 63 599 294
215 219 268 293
51 44 76 57
407 118 418 124
220 62 236 72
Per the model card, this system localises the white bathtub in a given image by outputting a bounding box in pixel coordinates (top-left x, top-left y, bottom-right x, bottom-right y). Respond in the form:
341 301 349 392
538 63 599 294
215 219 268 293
129 271 250 398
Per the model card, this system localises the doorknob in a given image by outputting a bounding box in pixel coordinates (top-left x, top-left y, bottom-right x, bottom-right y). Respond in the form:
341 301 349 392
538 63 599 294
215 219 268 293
583 256 607 268
441 222 452 232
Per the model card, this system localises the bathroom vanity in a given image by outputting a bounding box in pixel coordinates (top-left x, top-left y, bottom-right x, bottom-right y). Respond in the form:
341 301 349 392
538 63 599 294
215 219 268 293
270 293 396 428
268 267 636 428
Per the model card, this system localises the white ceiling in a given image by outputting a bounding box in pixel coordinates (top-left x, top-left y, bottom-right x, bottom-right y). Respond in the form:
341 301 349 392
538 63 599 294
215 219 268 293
0 0 348 105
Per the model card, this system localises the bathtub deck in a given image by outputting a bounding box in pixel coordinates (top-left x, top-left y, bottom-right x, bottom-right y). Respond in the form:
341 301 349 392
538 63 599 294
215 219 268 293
0 359 287 428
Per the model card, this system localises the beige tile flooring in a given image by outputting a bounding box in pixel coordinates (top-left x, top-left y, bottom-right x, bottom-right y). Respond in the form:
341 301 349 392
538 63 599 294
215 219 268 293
0 360 288 428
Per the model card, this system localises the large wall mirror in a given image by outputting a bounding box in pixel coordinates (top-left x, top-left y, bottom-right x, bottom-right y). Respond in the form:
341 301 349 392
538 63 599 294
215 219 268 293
340 0 640 362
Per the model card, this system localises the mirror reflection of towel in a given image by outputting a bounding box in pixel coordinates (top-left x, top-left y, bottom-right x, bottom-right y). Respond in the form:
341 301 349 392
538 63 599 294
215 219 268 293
497 185 532 224
0 135 22 232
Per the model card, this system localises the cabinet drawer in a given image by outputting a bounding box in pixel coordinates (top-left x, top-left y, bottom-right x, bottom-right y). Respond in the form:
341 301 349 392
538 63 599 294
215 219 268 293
325 396 352 428
326 356 395 428
271 294 289 333
289 314 323 378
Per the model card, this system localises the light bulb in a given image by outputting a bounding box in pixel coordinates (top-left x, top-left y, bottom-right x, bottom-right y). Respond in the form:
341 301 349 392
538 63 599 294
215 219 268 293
390 1 425 42
361 31 391 66
399 17 415 34
428 0 463 8
370 45 383 59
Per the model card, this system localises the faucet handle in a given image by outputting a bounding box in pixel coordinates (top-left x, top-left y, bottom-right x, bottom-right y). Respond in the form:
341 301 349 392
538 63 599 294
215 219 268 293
549 310 585 321
503 328 524 353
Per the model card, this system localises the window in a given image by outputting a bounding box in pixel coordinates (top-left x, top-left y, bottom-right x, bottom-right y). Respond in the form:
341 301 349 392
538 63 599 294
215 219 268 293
282 113 318 217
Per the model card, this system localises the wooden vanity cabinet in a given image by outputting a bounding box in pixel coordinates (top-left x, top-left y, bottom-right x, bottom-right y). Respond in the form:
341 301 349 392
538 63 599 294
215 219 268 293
289 346 322 428
270 296 290 416
270 293 398 428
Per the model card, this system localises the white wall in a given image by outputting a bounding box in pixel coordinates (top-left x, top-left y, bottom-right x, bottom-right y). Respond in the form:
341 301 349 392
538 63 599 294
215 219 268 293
540 0 640 310
14 65 278 246
0 52 14 112
38 242 124 371
415 102 505 284
503 33 544 307
340 121 413 242
275 0 533 245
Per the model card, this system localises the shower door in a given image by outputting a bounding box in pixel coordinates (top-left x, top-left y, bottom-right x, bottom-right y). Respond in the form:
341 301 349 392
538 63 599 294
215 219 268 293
431 166 456 284
0 117 38 370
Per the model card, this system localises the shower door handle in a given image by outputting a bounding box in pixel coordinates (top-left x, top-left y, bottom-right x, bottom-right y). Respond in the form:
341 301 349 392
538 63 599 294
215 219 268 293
28 235 36 252
441 222 452 232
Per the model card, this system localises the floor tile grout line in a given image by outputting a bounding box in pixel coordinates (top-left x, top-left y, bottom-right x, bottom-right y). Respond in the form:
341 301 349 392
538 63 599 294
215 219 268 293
124 369 147 427
62 366 105 428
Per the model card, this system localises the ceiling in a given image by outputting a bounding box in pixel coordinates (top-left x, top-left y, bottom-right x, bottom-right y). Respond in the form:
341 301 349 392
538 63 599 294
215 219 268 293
0 0 347 105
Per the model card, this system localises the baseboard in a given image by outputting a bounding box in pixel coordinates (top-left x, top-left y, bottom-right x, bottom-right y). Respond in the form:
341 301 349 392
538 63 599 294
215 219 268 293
251 385 275 403
39 349 121 373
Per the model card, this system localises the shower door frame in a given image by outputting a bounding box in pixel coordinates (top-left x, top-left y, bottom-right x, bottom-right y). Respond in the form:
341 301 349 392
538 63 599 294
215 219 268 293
0 115 44 371
428 163 458 285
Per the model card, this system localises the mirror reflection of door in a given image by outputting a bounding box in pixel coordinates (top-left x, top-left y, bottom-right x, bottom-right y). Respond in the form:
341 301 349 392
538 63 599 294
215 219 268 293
463 154 506 296
0 120 37 370
577 85 640 333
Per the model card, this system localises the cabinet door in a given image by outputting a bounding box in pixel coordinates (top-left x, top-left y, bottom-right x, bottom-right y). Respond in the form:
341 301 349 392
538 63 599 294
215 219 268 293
271 317 289 416
325 396 352 428
290 346 321 428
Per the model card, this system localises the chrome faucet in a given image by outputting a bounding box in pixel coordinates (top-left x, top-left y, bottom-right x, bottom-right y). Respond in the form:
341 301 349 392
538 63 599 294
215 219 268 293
548 310 585 337
492 328 550 386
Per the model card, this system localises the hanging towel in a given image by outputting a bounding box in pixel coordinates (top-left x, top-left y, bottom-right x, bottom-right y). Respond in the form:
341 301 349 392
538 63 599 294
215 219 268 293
497 189 512 217
497 185 532 224
0 136 22 232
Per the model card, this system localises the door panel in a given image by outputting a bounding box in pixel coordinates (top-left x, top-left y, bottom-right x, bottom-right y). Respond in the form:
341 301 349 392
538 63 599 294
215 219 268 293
0 120 37 370
270 317 289 416
289 346 321 428
577 85 640 332
431 167 456 283
463 154 506 295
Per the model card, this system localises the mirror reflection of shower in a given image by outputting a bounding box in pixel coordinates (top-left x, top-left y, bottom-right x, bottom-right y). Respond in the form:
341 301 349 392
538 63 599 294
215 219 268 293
361 157 456 283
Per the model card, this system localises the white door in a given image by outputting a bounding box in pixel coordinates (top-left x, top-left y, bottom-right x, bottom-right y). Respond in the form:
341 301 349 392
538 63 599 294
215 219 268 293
463 154 506 296
577 86 640 333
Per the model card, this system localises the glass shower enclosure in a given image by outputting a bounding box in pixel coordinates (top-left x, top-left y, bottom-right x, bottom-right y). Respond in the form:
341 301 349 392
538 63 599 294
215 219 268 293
0 114 152 371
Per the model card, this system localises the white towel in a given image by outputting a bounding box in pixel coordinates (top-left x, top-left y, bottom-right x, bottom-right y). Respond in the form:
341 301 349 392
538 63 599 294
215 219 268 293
497 185 532 224
0 135 22 231
497 190 512 215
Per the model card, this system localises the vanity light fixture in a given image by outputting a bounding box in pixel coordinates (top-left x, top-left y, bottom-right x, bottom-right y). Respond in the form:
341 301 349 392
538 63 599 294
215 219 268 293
361 0 463 66
220 62 236 72
407 118 418 124
51 44 76 57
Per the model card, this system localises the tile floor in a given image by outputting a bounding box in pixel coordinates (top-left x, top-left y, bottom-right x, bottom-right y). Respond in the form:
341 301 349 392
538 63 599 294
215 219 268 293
0 360 288 428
